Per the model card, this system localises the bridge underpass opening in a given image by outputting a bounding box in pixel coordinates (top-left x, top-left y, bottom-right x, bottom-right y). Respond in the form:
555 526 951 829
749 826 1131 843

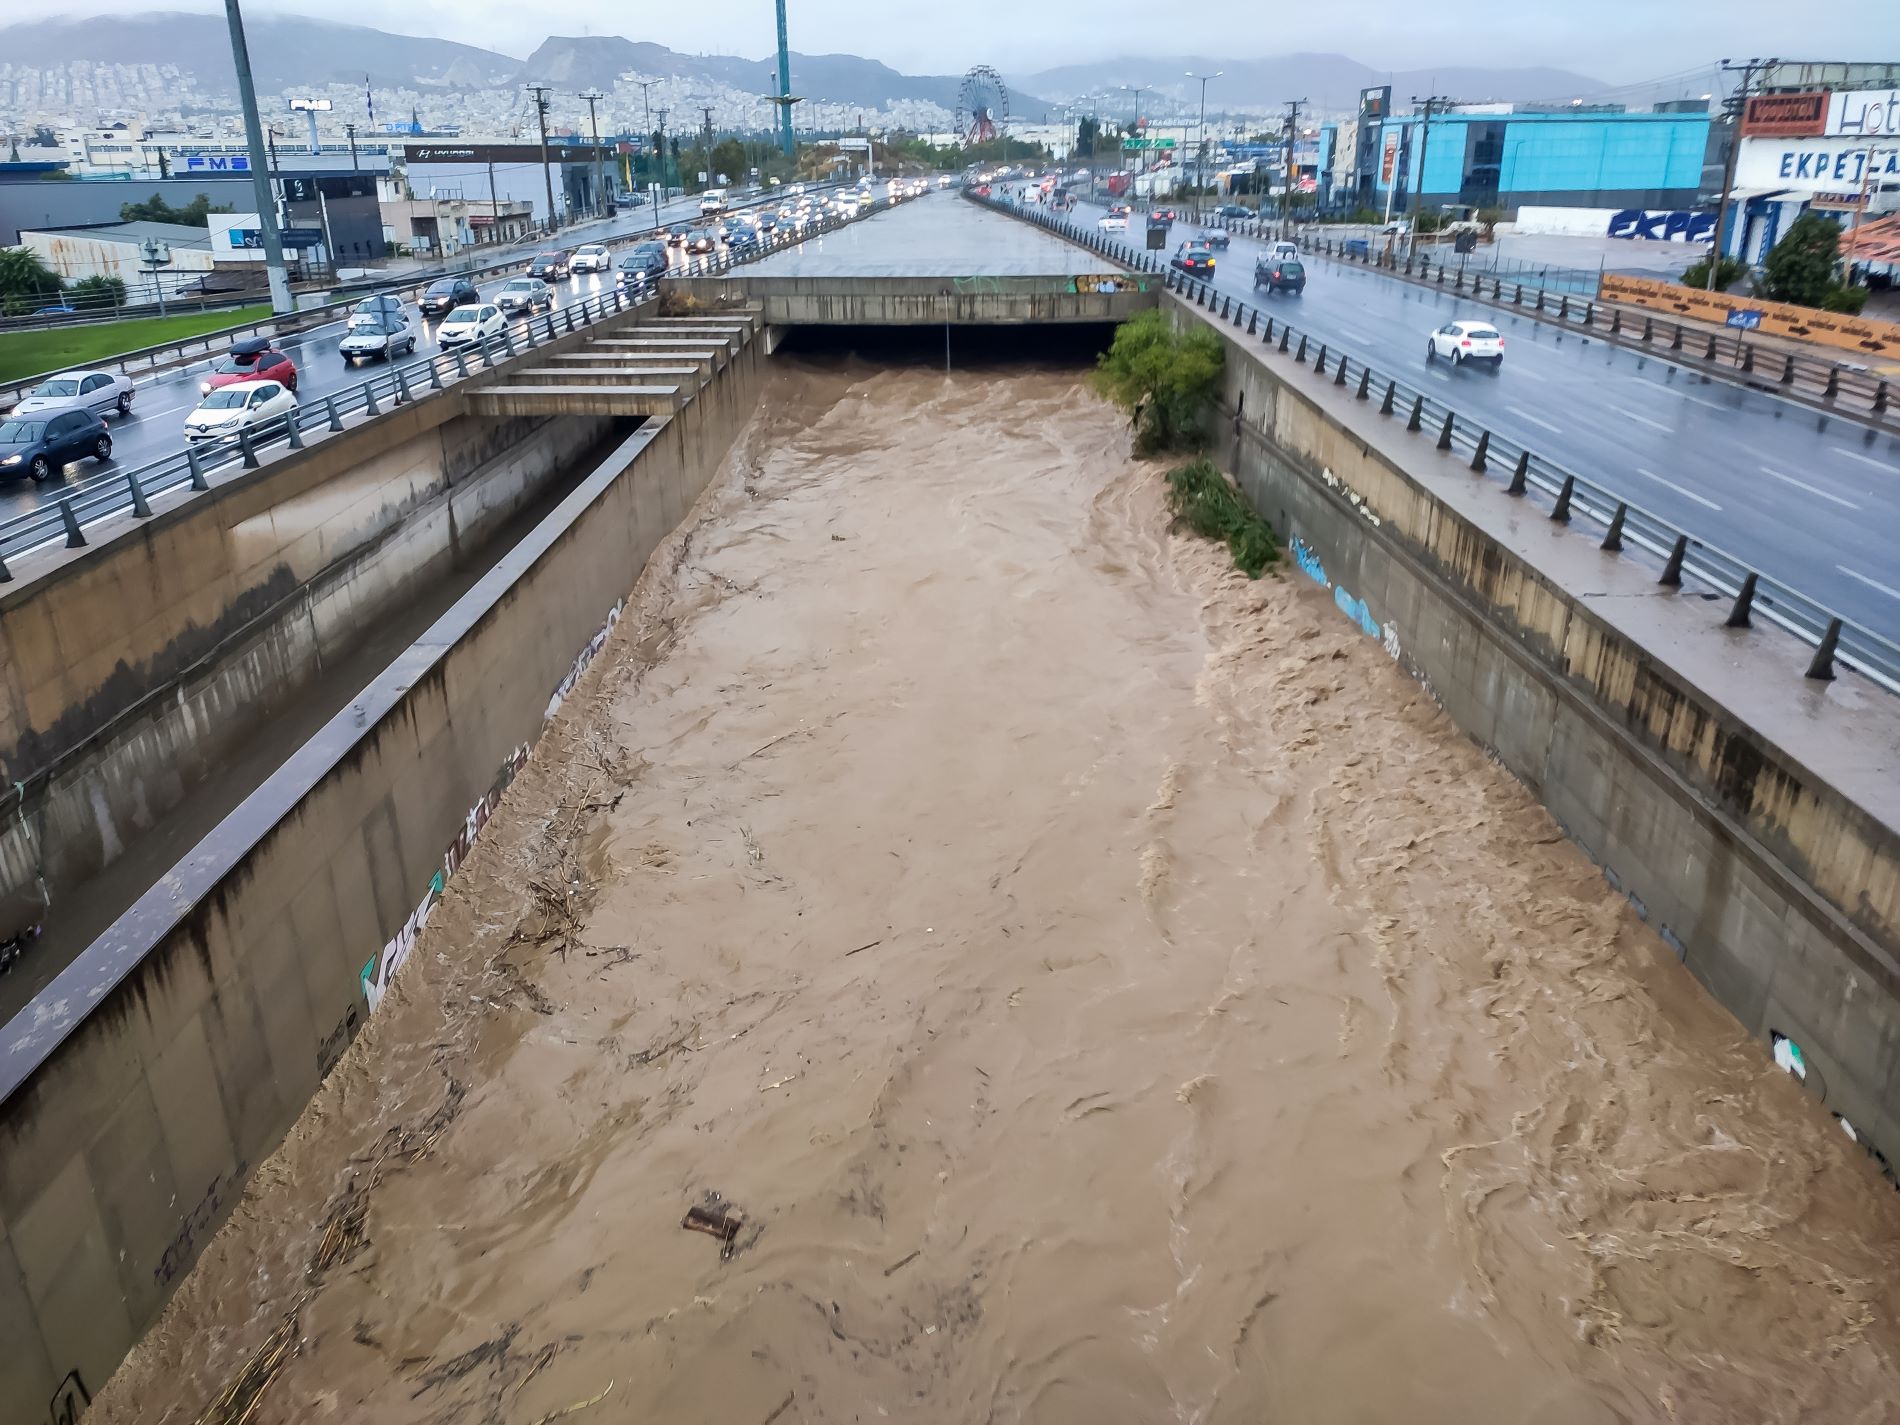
83 345 1900 1425
769 320 1119 365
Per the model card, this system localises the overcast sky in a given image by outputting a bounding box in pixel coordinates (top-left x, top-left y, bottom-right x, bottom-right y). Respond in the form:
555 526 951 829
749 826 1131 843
45 0 1899 84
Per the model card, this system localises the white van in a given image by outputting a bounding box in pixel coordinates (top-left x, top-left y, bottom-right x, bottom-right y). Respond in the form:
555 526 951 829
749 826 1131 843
699 188 729 216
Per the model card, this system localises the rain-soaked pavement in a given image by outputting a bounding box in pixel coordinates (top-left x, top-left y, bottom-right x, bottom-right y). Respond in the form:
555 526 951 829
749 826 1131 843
95 354 1900 1425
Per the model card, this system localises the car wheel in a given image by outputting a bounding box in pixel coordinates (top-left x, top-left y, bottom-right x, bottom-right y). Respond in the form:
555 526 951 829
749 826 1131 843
29 455 51 482
1453 349 1465 367
1425 342 1436 361
117 390 134 416
406 337 417 355
94 434 113 461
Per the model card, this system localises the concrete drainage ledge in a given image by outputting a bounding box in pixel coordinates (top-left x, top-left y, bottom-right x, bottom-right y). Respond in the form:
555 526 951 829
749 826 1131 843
1169 288 1900 1188
0 327 762 1416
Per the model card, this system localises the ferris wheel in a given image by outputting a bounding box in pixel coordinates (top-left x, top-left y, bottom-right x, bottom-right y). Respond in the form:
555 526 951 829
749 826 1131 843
957 66 1009 147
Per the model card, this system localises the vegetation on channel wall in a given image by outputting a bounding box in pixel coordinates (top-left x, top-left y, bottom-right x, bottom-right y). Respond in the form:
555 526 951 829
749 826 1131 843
1091 307 1225 456
1165 459 1280 578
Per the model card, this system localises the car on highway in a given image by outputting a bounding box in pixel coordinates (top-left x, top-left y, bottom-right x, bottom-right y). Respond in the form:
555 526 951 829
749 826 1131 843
527 251 571 281
1098 210 1127 231
1268 240 1300 263
1216 203 1252 221
339 317 417 363
1198 229 1230 251
437 303 507 348
1149 208 1177 227
683 229 718 255
1253 257 1306 295
0 408 112 482
724 226 761 257
349 294 411 332
570 244 611 274
496 277 554 315
1171 240 1217 276
664 225 690 246
700 187 729 217
11 368 135 418
1427 319 1505 369
202 338 298 396
183 379 297 443
617 242 670 287
418 276 480 317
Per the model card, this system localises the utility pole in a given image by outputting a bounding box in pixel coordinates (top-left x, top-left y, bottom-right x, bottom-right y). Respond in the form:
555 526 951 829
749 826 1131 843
1409 94 1453 249
632 78 657 193
1186 71 1222 199
581 90 606 216
773 0 795 157
487 157 500 230
343 121 358 170
1708 58 1775 288
655 107 670 231
524 81 557 233
1281 97 1306 225
700 104 716 188
222 0 291 314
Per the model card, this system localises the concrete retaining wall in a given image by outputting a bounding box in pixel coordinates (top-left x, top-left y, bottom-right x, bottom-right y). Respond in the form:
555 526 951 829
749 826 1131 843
1176 294 1900 1179
667 274 1157 326
0 332 760 1421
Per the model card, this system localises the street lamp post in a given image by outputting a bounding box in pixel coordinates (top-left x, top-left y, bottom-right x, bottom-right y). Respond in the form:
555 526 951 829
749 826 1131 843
1185 71 1222 201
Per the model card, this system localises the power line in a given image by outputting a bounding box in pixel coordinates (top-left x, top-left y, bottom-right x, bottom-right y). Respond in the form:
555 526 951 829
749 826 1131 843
522 81 557 233
1281 97 1306 223
1409 93 1455 229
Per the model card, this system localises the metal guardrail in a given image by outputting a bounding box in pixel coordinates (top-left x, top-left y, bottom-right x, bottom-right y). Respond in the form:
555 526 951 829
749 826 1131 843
0 190 910 583
972 190 1900 696
1190 216 1895 430
0 182 859 408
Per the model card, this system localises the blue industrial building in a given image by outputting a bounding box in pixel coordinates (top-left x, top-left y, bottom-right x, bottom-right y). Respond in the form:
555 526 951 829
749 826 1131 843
1354 108 1713 213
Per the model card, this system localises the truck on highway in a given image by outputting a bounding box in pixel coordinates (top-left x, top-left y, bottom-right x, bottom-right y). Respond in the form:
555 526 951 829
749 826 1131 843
699 188 729 217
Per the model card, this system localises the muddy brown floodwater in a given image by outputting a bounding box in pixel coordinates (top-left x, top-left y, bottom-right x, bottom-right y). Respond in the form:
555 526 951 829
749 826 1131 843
98 358 1900 1425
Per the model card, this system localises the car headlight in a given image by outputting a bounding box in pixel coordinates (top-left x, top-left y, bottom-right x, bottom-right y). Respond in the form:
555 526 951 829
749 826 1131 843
200 381 212 394
1 454 21 466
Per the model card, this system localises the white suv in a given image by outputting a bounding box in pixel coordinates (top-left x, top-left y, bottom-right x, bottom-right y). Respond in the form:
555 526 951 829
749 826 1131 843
570 243 611 273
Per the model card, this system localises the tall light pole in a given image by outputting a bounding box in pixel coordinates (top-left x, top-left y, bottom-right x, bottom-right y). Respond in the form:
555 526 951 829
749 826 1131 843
1185 70 1222 198
223 0 291 314
632 78 657 197
773 0 795 157
1120 83 1147 183
580 90 605 216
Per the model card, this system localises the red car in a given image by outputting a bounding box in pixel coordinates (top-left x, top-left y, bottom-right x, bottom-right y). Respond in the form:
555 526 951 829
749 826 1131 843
201 337 299 396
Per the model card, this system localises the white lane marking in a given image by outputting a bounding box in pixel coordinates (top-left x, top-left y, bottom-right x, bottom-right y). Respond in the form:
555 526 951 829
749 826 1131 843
1678 392 1727 412
1610 404 1673 432
1830 446 1900 474
1837 564 1900 601
1759 466 1862 510
1505 363 1546 382
1331 323 1375 345
1635 466 1722 511
1504 403 1563 434
1425 367 1452 382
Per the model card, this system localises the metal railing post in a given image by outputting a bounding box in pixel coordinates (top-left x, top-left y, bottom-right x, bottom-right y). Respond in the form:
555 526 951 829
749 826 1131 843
1551 475 1575 522
1506 451 1529 495
1406 395 1424 432
1436 411 1455 451
1601 503 1627 552
186 445 210 490
1379 380 1396 415
237 427 260 469
1314 345 1328 375
1807 619 1842 681
59 499 86 547
1469 429 1489 472
127 471 153 518
1726 572 1758 627
363 382 381 417
1660 535 1687 586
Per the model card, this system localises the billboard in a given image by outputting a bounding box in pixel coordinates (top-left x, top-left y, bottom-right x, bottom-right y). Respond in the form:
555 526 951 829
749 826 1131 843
1741 91 1827 137
1380 129 1399 182
405 143 611 164
1360 86 1389 120
1736 137 1900 190
1828 89 1900 137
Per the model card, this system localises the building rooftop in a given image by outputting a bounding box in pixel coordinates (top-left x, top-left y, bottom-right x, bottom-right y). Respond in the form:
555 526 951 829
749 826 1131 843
20 220 215 248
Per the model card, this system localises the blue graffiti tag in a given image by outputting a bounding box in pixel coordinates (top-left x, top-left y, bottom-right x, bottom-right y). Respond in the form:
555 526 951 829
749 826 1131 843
1292 536 1328 587
1333 585 1382 640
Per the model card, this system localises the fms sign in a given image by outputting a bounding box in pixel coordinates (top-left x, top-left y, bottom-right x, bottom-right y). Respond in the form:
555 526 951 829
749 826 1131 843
183 154 250 172
1607 209 1715 242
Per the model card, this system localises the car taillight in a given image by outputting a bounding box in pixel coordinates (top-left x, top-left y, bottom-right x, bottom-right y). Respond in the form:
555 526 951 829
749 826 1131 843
1461 339 1472 347
1496 338 1505 347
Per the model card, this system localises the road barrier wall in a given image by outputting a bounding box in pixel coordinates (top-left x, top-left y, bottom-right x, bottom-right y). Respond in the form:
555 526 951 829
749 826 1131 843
0 305 656 961
0 320 761 1421
1173 292 1900 1185
666 273 1157 327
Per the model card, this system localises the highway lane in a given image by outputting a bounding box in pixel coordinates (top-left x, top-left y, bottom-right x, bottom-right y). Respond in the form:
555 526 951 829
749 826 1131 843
1066 194 1900 643
0 185 859 521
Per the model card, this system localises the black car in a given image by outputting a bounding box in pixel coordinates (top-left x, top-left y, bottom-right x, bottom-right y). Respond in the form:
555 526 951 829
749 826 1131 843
527 251 571 281
1198 229 1230 251
725 227 761 256
1216 203 1251 221
1254 257 1306 295
683 229 718 255
1171 241 1217 275
0 408 112 483
616 242 670 285
664 225 690 247
419 276 479 316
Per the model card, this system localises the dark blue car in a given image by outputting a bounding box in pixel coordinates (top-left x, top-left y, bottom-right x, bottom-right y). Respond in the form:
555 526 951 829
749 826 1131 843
0 407 112 483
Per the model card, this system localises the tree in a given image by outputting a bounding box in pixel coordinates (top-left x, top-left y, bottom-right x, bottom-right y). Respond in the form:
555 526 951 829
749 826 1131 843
1760 212 1840 307
1090 307 1225 456
1679 254 1747 292
0 245 62 311
1076 115 1100 158
118 192 230 226
65 274 126 311
710 137 747 185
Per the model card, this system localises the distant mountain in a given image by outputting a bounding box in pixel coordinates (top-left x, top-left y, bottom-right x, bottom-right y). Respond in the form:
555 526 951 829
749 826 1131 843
515 35 1056 115
0 14 518 92
1014 54 1605 115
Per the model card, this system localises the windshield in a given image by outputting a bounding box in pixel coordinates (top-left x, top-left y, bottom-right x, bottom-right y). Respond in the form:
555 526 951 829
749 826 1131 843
198 389 251 410
425 280 457 295
30 379 79 397
443 306 481 322
0 420 46 441
503 280 537 291
211 354 260 373
350 321 399 337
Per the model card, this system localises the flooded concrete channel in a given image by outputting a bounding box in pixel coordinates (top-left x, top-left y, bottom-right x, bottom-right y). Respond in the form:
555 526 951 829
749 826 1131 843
97 352 1900 1424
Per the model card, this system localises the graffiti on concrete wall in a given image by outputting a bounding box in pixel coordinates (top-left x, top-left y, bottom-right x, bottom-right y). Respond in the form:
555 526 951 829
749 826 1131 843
153 1161 248 1287
1292 537 1403 663
1606 209 1716 243
359 596 628 1014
